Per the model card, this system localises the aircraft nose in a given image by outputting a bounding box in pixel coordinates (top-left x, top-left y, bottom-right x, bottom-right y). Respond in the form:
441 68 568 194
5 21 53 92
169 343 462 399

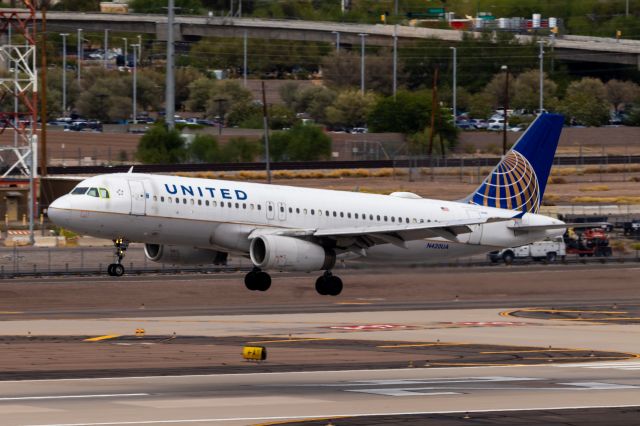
48 196 71 226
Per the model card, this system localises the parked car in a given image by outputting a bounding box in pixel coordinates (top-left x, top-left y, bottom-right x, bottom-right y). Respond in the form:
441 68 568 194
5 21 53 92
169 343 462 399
470 118 487 129
455 119 474 130
487 117 505 131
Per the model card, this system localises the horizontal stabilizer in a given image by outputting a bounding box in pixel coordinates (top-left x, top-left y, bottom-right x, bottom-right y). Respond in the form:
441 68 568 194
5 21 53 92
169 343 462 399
508 222 609 232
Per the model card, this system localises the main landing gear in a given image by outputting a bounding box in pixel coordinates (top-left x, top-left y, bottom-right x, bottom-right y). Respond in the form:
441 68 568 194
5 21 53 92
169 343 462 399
315 271 343 296
107 238 128 277
244 268 272 291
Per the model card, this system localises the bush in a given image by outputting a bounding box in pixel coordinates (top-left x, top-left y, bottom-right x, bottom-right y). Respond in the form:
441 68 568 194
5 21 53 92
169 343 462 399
188 134 219 163
136 125 186 164
269 124 331 161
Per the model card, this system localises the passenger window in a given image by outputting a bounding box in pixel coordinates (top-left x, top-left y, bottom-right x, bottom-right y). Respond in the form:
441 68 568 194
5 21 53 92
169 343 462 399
190 199 194 205
221 202 225 208
87 188 99 197
406 218 409 223
205 200 209 206
268 205 273 212
377 215 380 221
369 214 373 220
243 203 247 209
333 211 336 217
250 204 254 210
319 210 323 216
325 210 329 216
347 213 351 218
71 187 88 195
183 199 187 204
296 208 300 214
175 198 179 204
289 207 293 213
168 197 172 202
311 209 315 215
384 216 388 222
235 203 239 208
340 212 344 218
161 196 165 202
153 195 157 202
304 209 308 214
280 206 285 213
355 213 358 219
391 217 395 222
258 205 262 210
100 188 110 198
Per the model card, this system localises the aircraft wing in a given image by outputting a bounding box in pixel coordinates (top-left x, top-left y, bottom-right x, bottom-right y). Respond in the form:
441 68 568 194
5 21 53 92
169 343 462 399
249 216 513 250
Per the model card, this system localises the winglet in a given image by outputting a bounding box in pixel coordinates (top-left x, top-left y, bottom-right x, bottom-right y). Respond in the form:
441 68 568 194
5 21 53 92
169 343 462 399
127 166 134 174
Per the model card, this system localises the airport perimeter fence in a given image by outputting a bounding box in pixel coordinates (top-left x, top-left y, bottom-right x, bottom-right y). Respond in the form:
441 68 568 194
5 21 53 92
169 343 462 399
0 245 638 278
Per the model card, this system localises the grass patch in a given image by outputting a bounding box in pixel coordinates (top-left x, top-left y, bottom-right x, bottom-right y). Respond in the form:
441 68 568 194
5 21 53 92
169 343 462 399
579 185 610 192
571 196 640 204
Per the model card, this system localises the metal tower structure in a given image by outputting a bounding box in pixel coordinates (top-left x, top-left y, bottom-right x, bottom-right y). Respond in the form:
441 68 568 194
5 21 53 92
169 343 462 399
0 3 38 179
0 2 38 245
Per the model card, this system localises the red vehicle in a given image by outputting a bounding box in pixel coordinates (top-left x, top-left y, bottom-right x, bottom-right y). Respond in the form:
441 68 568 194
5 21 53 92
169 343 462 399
564 228 612 257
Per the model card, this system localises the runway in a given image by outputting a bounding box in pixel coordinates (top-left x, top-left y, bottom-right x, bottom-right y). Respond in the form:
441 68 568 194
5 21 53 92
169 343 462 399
1 265 640 424
2 363 640 425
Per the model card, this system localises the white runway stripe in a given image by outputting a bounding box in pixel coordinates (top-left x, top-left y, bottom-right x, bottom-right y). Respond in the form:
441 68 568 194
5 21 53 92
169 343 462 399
0 393 148 401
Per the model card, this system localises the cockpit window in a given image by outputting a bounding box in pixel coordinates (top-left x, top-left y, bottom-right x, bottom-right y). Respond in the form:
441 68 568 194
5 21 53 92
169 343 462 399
87 188 99 197
71 187 88 195
99 188 109 198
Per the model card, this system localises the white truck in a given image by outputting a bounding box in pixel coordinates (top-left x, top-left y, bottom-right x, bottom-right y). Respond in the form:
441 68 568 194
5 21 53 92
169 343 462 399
488 238 566 264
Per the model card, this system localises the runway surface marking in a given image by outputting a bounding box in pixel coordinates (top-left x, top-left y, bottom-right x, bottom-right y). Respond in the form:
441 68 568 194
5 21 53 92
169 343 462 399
83 335 121 342
246 338 335 344
0 393 148 401
22 405 640 426
116 396 330 409
554 360 640 370
378 342 469 348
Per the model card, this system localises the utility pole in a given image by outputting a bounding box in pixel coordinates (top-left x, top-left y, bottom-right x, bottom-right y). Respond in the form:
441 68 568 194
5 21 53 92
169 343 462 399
137 34 142 62
450 46 457 121
392 25 398 99
626 0 629 17
132 44 139 124
77 28 82 82
394 0 398 16
103 29 109 69
261 81 271 184
60 33 69 115
538 40 544 113
243 30 247 87
40 5 48 177
358 33 367 94
332 31 340 53
501 65 509 156
166 0 176 130
428 66 439 158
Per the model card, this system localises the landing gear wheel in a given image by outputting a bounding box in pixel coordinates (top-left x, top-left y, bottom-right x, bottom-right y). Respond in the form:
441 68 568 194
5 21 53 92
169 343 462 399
245 269 271 291
316 273 343 296
109 237 129 277
111 264 125 277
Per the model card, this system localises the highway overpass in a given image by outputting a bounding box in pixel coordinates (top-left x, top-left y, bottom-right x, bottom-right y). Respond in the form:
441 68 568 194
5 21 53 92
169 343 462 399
25 12 640 69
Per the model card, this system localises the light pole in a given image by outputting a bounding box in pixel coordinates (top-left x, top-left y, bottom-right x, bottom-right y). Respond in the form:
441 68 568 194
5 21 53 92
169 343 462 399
137 35 142 63
331 31 340 53
358 33 367 94
131 44 139 124
243 30 247 87
392 25 398 99
501 64 509 156
122 37 128 67
166 0 176 130
538 40 544 113
60 33 69 115
450 46 457 122
77 28 82 82
103 29 109 69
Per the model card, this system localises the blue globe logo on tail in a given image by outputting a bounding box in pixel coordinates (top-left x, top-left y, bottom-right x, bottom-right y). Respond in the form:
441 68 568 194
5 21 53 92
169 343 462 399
471 150 541 213
463 113 564 214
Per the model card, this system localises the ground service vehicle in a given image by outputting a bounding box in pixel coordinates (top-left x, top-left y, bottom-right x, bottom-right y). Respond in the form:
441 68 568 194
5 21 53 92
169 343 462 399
564 228 612 257
489 238 566 264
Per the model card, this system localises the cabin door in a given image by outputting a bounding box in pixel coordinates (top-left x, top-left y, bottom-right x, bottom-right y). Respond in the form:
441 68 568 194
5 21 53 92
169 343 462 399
128 180 147 216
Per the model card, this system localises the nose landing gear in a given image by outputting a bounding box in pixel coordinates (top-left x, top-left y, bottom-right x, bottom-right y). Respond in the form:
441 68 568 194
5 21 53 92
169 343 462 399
315 271 343 296
108 238 129 277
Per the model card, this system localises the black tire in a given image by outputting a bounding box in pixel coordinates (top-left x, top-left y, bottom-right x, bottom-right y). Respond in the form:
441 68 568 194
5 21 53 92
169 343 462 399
327 276 343 296
244 271 258 291
546 252 557 263
502 251 515 265
112 264 125 277
107 264 115 276
315 276 329 295
255 271 271 291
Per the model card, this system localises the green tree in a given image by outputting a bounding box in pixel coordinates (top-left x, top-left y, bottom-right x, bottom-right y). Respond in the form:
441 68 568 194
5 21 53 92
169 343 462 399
325 89 377 128
174 67 204 111
322 51 394 94
188 134 219 163
205 80 253 119
220 137 262 162
512 70 558 112
558 78 610 126
186 77 217 112
605 79 640 112
368 91 431 133
269 124 331 161
136 125 186 163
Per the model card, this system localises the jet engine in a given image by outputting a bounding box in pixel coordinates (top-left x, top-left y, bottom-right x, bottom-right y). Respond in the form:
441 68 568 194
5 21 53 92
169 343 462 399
250 235 335 272
144 244 228 265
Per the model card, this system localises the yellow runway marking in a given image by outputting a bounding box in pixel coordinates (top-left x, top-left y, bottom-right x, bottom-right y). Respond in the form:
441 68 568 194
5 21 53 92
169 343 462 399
378 342 469 349
83 335 120 342
0 311 22 314
335 302 372 305
246 338 335 344
482 349 592 354
520 308 627 314
523 356 627 360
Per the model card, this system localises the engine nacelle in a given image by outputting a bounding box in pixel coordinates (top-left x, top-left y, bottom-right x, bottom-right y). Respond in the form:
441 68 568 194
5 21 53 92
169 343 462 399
250 235 335 272
144 244 227 265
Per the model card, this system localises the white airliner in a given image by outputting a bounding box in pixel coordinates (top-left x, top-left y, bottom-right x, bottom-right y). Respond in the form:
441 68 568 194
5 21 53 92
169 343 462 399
49 114 571 296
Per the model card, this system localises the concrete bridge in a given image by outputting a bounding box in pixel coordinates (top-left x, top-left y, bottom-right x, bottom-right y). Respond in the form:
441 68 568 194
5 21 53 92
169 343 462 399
36 11 640 69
